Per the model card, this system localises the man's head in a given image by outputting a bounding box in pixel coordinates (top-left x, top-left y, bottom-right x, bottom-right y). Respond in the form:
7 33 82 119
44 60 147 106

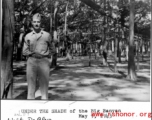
32 13 41 31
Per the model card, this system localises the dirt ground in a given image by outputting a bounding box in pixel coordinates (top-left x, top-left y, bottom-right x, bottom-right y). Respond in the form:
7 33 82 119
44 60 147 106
13 54 150 101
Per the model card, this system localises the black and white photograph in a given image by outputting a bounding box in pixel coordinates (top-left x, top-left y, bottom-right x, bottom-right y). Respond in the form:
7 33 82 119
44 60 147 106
1 0 151 101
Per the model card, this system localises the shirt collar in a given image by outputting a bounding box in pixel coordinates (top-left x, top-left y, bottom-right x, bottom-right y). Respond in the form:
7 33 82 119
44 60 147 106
32 29 43 35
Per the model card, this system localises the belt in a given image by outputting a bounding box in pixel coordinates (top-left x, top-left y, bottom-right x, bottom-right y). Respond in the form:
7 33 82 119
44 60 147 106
29 55 50 59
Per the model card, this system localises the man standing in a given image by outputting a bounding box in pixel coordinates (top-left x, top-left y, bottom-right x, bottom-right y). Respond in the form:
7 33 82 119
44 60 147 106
23 13 52 99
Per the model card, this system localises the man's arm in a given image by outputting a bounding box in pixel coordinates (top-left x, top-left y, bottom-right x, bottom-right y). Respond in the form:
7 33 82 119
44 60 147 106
22 35 34 56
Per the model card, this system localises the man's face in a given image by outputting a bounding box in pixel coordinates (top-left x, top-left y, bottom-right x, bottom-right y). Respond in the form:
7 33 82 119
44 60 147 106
32 18 41 30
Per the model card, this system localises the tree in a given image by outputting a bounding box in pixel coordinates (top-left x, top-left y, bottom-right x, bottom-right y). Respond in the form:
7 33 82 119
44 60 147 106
127 0 137 81
79 0 112 19
51 1 59 67
114 22 118 72
151 0 152 58
1 0 14 99
102 0 108 66
64 0 73 61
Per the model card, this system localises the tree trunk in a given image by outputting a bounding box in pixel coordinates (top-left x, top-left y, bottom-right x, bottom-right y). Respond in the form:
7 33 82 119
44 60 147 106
17 32 24 61
1 0 14 99
102 0 108 66
95 43 97 59
140 38 144 61
79 0 112 19
118 27 122 63
75 43 77 57
71 42 74 59
65 1 72 61
144 41 148 54
51 1 59 67
142 41 145 53
64 1 69 35
109 40 112 52
126 44 129 61
53 1 59 42
113 21 119 72
114 33 118 72
148 41 150 54
117 35 121 63
127 0 137 81
136 39 140 71
112 40 114 52
151 1 152 59
50 12 53 37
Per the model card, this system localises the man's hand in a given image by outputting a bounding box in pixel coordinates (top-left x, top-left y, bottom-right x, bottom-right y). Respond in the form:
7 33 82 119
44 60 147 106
49 57 52 64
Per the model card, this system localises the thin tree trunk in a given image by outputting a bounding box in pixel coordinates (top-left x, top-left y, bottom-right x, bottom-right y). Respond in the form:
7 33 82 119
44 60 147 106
95 43 97 59
118 27 122 63
51 1 59 67
109 40 112 52
142 41 145 54
50 13 53 37
17 32 24 61
89 43 91 66
112 40 114 52
144 41 147 54
64 1 69 35
71 42 74 59
65 1 72 61
151 0 152 61
127 0 137 81
114 30 118 72
53 1 58 42
76 42 78 54
102 0 108 66
148 41 150 55
1 0 14 99
117 33 121 63
136 37 139 71
140 38 144 61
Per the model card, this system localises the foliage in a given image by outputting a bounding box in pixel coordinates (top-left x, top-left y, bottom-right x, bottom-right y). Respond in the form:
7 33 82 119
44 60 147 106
14 0 151 42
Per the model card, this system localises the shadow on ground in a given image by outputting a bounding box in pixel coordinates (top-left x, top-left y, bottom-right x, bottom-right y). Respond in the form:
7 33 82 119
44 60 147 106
13 56 150 101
